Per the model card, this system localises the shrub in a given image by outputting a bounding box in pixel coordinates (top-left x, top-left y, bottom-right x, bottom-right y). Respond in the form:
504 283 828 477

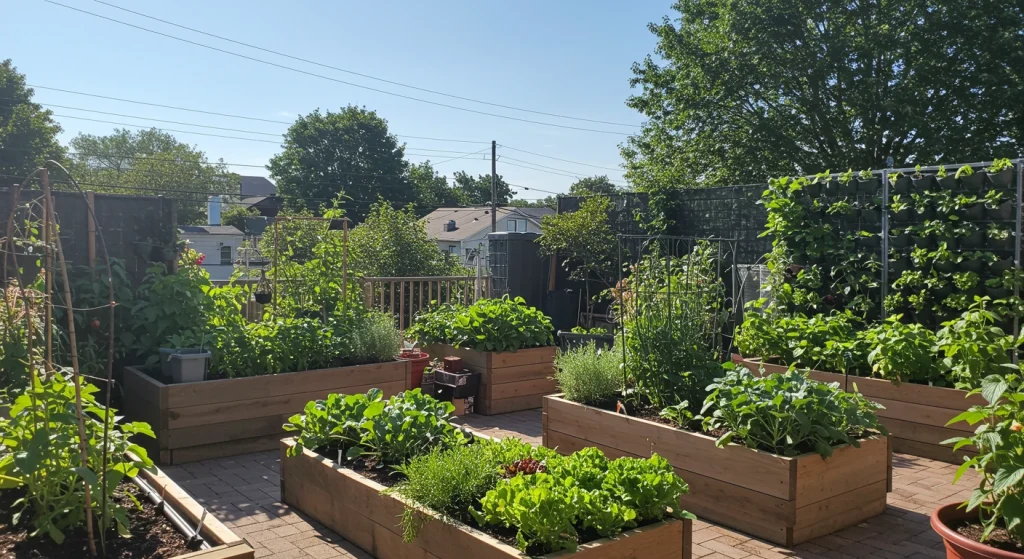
553 342 620 405
352 311 401 364
408 296 554 352
0 374 155 543
700 365 887 457
862 316 940 385
944 373 1024 545
934 299 1022 390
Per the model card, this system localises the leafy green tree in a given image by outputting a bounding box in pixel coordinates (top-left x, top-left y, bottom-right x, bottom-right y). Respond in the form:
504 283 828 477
268 106 415 220
509 197 557 209
0 59 66 180
539 196 617 321
69 129 237 224
349 200 465 277
623 0 1024 189
568 176 621 196
409 160 465 211
453 171 512 205
221 204 259 232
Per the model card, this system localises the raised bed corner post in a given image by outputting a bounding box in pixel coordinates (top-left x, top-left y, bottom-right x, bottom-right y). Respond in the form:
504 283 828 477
881 168 890 322
1015 158 1023 362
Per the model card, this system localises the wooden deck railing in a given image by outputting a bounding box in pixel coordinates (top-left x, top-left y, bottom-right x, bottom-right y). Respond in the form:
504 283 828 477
359 275 491 330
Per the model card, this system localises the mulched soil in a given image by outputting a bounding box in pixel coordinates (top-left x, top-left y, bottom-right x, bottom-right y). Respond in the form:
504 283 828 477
0 482 193 558
952 518 1024 554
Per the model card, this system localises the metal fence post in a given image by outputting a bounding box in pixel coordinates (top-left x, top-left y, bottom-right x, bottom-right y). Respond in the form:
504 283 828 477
1015 160 1022 363
880 169 890 321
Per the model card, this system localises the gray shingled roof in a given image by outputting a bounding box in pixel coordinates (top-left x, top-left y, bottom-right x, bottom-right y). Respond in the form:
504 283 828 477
421 206 553 241
179 225 244 235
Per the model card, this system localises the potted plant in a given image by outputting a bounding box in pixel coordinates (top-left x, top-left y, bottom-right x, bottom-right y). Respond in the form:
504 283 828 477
987 224 1014 251
828 199 854 217
913 192 935 220
889 171 911 194
936 165 957 190
958 224 985 250
858 169 881 194
890 227 912 249
984 189 1014 221
806 170 828 197
933 243 958 273
838 168 858 196
891 195 913 221
933 374 1024 559
960 251 996 273
911 225 935 249
160 329 212 384
959 193 985 220
992 255 1015 274
986 158 1014 188
911 164 936 190
985 277 1012 300
957 165 984 191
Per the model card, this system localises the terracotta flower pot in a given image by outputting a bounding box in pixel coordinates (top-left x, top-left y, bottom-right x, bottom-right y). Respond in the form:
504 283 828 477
931 502 1024 559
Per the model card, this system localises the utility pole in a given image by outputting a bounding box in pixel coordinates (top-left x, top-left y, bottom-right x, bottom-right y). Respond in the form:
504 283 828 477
491 140 497 232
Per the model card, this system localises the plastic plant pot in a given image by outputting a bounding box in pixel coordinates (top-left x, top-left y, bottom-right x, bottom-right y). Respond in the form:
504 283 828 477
168 351 211 384
159 347 207 379
987 169 1013 189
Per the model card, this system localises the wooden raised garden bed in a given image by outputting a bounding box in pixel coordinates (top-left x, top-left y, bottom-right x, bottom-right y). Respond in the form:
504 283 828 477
423 344 556 415
124 360 411 465
542 395 891 547
280 438 693 559
738 357 982 464
136 455 255 559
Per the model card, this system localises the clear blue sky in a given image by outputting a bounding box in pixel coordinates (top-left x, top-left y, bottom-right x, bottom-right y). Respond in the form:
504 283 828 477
4 0 673 199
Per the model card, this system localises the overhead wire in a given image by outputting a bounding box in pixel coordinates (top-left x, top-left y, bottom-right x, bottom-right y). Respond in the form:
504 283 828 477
41 1 633 136
499 144 624 172
90 0 641 129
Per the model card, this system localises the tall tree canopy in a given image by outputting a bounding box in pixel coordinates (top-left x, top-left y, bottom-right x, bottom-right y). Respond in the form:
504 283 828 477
409 161 464 211
0 59 66 180
268 106 414 220
568 175 622 196
452 171 512 205
69 129 237 224
623 1 1024 189
349 200 465 277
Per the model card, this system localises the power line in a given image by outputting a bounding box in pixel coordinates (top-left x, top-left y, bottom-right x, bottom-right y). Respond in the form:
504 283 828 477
91 0 641 129
500 155 629 183
42 1 633 136
507 183 564 196
499 144 624 172
432 146 494 166
28 85 489 144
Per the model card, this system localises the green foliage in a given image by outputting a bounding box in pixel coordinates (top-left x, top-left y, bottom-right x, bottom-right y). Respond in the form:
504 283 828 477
0 59 66 179
568 176 622 197
409 161 465 209
471 447 691 554
700 365 887 457
943 373 1024 545
452 171 512 206
934 299 1023 390
267 106 415 221
283 388 467 467
735 311 867 374
220 204 259 233
348 200 466 278
0 374 154 543
863 316 940 385
0 282 45 394
617 241 727 409
987 158 1014 174
351 311 402 364
69 129 237 224
553 342 621 405
621 2 1023 189
408 296 554 352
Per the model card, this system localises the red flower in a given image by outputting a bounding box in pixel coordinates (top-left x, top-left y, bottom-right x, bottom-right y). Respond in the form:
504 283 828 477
194 254 206 265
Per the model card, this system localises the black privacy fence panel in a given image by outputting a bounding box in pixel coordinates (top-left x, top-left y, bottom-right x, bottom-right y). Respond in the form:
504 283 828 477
556 193 650 237
672 185 770 265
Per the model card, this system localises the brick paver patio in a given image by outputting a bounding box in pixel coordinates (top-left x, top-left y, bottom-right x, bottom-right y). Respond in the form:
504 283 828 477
163 410 974 559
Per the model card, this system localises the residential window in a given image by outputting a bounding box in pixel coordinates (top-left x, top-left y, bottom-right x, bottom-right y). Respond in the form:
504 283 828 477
448 245 458 254
220 245 232 265
507 219 528 232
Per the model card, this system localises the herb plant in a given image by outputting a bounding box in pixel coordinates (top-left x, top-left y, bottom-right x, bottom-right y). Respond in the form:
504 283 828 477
934 299 1022 390
408 296 554 352
863 316 940 384
700 365 887 457
944 373 1024 545
553 342 621 405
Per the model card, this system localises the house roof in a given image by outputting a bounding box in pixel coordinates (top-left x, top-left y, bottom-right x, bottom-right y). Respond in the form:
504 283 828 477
240 176 277 197
179 225 244 236
422 206 554 242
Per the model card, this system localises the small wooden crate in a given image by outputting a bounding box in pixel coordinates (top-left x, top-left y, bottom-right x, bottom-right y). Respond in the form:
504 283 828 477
739 358 981 464
124 360 411 465
543 395 891 547
281 438 693 559
423 344 556 415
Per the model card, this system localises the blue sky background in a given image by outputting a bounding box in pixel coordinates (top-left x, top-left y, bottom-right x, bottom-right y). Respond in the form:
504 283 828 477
4 0 673 199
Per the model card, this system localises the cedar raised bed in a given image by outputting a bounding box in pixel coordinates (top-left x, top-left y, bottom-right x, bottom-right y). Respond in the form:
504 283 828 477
542 395 891 547
739 358 981 464
423 344 556 415
136 455 255 559
280 438 693 559
124 360 411 465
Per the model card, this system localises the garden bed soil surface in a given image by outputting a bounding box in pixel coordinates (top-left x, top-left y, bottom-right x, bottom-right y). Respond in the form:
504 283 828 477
952 519 1024 554
283 438 693 559
542 394 891 547
422 344 557 415
738 357 982 464
123 360 411 465
0 483 191 559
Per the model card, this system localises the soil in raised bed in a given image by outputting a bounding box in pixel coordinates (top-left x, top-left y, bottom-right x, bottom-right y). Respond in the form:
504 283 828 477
0 482 193 558
311 445 663 555
951 518 1024 554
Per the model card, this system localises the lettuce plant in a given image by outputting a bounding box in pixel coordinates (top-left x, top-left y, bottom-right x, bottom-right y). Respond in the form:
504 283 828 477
408 296 554 352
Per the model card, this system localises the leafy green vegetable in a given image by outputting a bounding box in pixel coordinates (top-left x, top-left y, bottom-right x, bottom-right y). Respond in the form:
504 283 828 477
700 365 887 457
408 296 554 352
934 299 1023 390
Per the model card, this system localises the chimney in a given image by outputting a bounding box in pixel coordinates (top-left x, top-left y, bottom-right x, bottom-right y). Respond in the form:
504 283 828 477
445 219 456 232
208 195 222 226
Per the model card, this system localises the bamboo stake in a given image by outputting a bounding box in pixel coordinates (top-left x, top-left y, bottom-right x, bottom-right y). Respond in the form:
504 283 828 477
49 184 97 557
